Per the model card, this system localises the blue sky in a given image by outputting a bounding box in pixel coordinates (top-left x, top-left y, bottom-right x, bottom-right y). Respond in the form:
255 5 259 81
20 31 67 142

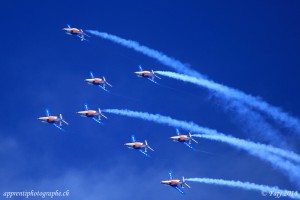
0 0 300 199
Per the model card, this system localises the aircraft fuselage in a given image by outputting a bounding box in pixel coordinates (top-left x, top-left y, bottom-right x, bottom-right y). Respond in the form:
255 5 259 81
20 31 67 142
77 110 98 117
170 135 190 142
85 78 104 85
161 179 183 186
63 28 82 35
124 142 145 149
37 116 59 123
134 71 154 78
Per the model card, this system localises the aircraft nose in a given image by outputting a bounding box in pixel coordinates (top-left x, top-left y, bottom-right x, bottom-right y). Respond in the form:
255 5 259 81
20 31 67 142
85 79 94 83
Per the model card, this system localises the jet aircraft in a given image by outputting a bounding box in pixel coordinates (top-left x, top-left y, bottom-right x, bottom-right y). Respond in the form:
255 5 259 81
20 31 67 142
85 72 112 92
161 171 191 194
134 65 161 84
170 129 198 150
62 24 90 41
38 109 69 131
124 135 154 157
76 104 107 124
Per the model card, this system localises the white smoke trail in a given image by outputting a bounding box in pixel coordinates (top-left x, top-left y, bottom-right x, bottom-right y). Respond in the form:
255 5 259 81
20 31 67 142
104 109 300 163
193 134 300 186
103 109 300 185
186 178 300 199
86 29 300 133
192 134 300 163
86 30 203 78
155 71 300 134
157 70 288 147
224 97 288 147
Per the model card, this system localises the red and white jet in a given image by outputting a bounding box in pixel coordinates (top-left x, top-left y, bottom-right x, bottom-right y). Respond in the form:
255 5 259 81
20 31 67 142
76 104 107 124
62 24 90 41
124 135 154 157
38 109 69 131
134 65 161 84
85 72 112 92
170 129 198 150
161 171 191 195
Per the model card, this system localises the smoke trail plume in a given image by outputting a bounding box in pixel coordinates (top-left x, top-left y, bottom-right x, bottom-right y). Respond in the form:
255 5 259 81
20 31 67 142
104 109 300 163
103 109 300 186
193 134 300 186
224 98 288 147
86 30 203 78
159 70 289 147
86 29 300 133
155 71 300 134
186 178 300 199
192 134 300 163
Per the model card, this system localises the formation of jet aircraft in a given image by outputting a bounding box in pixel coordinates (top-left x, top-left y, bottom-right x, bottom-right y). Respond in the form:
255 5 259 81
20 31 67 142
38 108 194 193
37 27 194 195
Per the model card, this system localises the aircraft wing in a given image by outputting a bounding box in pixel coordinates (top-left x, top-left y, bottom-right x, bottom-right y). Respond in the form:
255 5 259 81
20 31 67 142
138 65 143 71
92 117 104 125
147 77 159 85
46 109 50 116
90 72 94 78
131 135 136 142
84 104 89 110
67 24 71 28
173 186 185 195
138 149 150 157
99 85 111 93
184 142 195 151
76 34 88 41
169 171 173 179
176 128 180 135
53 123 64 132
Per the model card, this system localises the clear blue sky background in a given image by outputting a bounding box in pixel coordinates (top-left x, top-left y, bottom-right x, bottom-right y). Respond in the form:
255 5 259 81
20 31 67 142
0 0 300 199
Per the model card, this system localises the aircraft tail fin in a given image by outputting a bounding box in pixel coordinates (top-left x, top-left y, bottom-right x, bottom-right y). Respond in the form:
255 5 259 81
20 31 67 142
59 114 69 126
182 176 191 188
144 140 154 152
152 70 161 79
189 132 198 144
103 76 112 87
98 108 108 119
